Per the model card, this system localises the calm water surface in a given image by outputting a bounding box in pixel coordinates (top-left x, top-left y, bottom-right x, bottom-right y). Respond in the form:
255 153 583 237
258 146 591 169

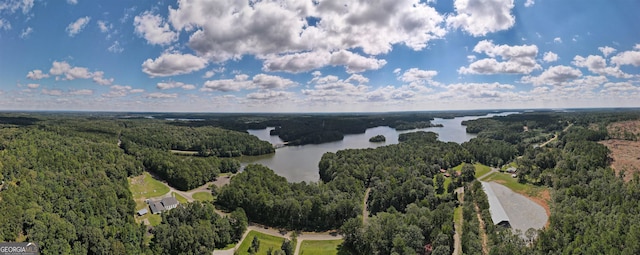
242 112 516 182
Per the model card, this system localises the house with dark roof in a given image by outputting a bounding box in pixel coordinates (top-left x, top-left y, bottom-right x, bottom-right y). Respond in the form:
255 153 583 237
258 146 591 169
148 196 180 214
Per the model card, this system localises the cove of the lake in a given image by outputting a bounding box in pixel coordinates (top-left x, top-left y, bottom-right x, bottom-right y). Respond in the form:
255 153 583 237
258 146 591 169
241 112 517 182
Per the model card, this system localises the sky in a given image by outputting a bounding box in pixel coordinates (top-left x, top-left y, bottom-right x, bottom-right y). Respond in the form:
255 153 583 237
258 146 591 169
1 0 639 112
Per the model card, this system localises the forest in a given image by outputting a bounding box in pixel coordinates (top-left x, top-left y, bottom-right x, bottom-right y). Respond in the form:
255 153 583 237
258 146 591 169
1 109 640 254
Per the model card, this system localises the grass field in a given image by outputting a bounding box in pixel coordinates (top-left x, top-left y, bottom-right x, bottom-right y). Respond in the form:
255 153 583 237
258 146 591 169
172 192 189 204
193 191 214 202
236 231 286 255
129 172 170 205
452 162 492 179
299 239 343 255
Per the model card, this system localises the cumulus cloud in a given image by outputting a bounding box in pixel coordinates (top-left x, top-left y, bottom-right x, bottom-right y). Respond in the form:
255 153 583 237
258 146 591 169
92 71 114 85
572 55 631 78
459 40 540 74
0 19 10 30
543 52 558 63
611 49 640 67
103 85 144 98
262 50 387 73
134 11 178 46
524 0 535 7
553 37 562 44
50 61 92 80
42 88 63 96
97 20 111 33
142 53 208 77
26 69 49 80
598 46 616 57
27 83 40 89
246 91 293 100
67 0 78 4
202 74 296 92
157 81 196 90
440 82 516 100
399 68 438 87
147 92 178 99
166 0 445 71
521 65 582 86
66 16 91 36
69 89 93 96
446 0 515 36
20 27 32 38
0 0 34 15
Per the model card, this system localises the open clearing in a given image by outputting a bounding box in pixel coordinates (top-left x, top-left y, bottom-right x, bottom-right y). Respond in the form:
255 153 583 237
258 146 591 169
192 191 214 202
236 230 287 255
299 239 343 255
600 120 640 181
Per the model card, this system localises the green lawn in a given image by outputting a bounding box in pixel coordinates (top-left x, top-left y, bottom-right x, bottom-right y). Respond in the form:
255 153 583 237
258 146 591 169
192 191 214 202
483 172 548 198
129 172 170 203
236 231 286 255
299 239 343 255
172 192 189 204
452 162 492 179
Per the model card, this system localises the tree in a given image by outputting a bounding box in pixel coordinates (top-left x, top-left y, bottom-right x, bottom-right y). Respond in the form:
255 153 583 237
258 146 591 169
461 163 476 182
281 240 294 255
435 174 445 194
249 236 260 254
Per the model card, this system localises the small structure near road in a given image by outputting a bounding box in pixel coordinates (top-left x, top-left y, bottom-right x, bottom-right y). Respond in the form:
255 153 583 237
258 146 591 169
147 196 179 214
481 182 511 228
137 208 148 216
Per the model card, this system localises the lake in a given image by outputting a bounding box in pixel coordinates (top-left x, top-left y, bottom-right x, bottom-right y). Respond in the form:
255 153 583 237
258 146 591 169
241 112 516 182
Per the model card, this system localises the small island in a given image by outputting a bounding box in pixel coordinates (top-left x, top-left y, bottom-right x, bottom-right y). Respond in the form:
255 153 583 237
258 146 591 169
369 135 386 142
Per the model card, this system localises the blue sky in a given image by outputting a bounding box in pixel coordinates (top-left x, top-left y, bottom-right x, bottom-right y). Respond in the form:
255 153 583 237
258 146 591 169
1 0 639 112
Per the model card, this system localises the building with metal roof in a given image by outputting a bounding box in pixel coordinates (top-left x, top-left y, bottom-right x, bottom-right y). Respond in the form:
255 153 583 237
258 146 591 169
481 182 511 228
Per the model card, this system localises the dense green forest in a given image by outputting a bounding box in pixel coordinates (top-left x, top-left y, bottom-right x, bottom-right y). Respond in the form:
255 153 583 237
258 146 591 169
2 109 640 254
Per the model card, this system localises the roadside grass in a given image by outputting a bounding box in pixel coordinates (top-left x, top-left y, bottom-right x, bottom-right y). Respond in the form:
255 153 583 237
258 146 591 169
193 191 214 202
299 239 343 255
172 192 189 204
453 162 492 179
454 206 463 227
483 172 548 198
236 230 286 255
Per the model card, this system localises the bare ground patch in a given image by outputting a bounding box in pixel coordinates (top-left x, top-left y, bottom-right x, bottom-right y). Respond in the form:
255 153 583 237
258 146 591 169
600 139 640 182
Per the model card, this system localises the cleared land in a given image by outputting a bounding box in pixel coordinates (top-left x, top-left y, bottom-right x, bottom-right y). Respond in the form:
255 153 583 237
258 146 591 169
299 239 343 255
236 230 286 255
600 119 640 181
192 191 214 202
172 192 189 204
129 172 169 226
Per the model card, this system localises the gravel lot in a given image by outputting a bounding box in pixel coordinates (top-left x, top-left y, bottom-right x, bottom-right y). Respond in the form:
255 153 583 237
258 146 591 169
484 182 547 234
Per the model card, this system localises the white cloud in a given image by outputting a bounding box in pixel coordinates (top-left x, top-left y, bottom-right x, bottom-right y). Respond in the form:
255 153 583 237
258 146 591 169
0 19 10 30
167 0 445 69
345 74 369 84
459 40 540 74
521 65 583 86
0 0 34 15
147 92 178 99
134 11 178 46
27 83 39 89
157 81 196 90
69 89 93 96
26 69 49 80
108 41 124 53
202 74 296 92
66 16 91 37
553 37 562 44
399 68 438 85
19 27 32 38
67 0 78 4
598 46 616 57
202 67 225 78
42 88 63 96
543 51 558 63
524 0 535 7
103 85 143 98
446 0 515 36
262 50 386 73
97 20 111 33
50 61 92 80
572 55 631 78
439 82 516 100
247 91 293 100
141 53 208 77
611 49 640 67
91 71 114 85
